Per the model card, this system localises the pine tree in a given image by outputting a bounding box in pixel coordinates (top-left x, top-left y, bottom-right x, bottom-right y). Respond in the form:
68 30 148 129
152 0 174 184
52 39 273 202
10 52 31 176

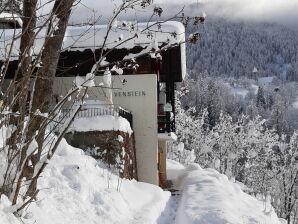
256 86 266 108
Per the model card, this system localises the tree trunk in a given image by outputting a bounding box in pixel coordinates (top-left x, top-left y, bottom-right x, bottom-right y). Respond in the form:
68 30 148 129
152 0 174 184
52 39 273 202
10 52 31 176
2 0 38 200
14 0 37 113
28 0 75 147
19 0 75 200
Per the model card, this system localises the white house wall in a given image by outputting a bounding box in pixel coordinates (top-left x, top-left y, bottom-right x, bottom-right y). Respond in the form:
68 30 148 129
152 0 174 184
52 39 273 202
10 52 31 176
53 74 159 185
112 75 158 185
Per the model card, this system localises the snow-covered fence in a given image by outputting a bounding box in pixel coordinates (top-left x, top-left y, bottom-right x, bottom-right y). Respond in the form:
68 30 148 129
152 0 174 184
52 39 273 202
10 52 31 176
61 105 133 128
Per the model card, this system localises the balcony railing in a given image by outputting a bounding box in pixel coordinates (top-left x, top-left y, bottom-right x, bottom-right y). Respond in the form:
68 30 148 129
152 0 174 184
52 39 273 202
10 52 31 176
61 105 133 129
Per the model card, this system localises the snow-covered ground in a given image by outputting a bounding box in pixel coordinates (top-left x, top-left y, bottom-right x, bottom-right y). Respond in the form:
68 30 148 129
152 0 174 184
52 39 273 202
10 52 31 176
1 139 284 224
167 159 283 224
1 139 170 224
0 197 22 224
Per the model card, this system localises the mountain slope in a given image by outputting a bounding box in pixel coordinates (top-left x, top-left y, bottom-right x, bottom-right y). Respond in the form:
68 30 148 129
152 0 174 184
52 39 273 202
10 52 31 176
187 19 298 80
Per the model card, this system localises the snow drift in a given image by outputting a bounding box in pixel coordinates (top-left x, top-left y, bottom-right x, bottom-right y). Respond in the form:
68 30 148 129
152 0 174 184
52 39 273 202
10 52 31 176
0 196 21 224
0 137 284 224
1 138 170 224
22 139 170 224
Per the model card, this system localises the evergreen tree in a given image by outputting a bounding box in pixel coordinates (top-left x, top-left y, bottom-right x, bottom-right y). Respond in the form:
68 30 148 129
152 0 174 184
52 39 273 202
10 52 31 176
256 86 266 108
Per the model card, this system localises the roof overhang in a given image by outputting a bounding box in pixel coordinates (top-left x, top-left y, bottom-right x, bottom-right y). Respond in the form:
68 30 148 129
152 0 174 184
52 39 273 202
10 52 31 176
0 21 186 80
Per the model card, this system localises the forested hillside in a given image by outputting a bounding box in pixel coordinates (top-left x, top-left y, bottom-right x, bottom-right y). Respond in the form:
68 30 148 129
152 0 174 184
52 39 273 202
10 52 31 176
187 19 298 80
171 19 298 222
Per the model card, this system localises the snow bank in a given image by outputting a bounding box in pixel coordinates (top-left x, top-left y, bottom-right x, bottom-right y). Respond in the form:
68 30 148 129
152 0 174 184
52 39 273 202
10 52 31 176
166 159 185 184
22 139 169 224
0 196 21 224
170 162 282 224
67 115 133 135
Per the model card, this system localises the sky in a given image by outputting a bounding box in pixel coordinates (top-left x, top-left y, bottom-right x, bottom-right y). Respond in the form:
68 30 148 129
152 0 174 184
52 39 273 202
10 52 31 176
68 0 298 28
195 0 298 27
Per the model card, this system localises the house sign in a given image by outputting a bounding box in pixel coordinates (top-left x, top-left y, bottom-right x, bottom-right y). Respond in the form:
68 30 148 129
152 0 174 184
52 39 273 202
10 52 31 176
163 103 172 112
114 91 146 97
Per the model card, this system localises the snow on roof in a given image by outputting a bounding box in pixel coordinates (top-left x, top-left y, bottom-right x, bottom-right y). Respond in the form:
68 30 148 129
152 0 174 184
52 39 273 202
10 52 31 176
0 12 23 27
64 21 185 50
258 76 274 84
0 21 185 54
252 67 258 73
0 21 186 79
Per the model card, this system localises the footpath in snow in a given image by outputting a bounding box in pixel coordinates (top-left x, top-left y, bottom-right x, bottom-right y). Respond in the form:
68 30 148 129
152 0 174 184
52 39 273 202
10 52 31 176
167 159 285 224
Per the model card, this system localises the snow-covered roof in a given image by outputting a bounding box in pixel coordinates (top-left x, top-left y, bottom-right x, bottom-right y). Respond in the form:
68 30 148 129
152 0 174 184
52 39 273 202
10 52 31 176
64 21 185 50
258 76 274 84
0 21 186 79
0 21 185 56
252 67 258 73
0 13 23 27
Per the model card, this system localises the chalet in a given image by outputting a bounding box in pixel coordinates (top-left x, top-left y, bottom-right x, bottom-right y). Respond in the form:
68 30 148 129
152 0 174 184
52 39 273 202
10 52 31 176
0 15 186 186
257 76 278 87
